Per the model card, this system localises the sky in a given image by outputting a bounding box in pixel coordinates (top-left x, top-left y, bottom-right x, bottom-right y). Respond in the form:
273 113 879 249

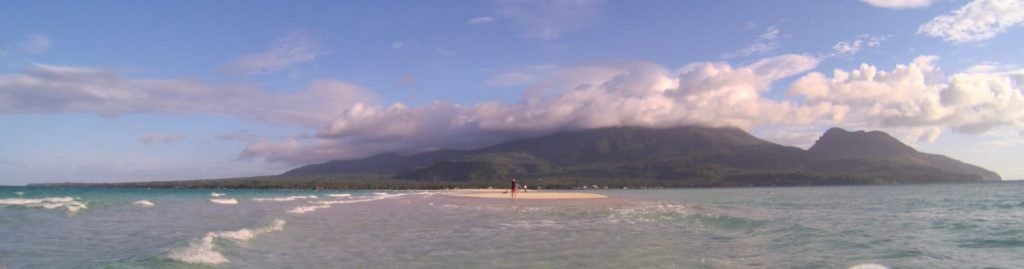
1 0 1023 185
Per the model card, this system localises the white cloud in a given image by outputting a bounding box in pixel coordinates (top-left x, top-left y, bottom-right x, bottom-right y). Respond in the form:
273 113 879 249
391 41 407 50
918 0 1024 43
11 53 1022 167
755 126 827 149
485 64 558 87
433 47 457 56
861 0 935 9
467 16 496 25
723 26 780 59
0 63 375 128
790 56 1024 140
243 54 827 164
19 34 52 54
831 34 888 56
243 54 1024 165
979 127 1024 149
140 133 186 145
217 130 258 142
964 61 1018 73
495 0 603 40
223 30 328 76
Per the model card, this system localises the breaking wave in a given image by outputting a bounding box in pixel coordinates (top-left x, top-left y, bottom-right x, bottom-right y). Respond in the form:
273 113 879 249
326 193 351 198
132 200 155 207
209 198 238 205
0 197 87 212
288 193 408 214
167 219 286 265
849 263 889 269
209 192 225 197
251 195 318 202
606 203 690 223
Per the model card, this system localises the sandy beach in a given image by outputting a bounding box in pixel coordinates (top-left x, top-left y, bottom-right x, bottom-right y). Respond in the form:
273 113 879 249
445 189 607 200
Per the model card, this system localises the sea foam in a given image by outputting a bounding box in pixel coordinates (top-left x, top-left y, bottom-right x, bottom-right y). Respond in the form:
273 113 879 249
0 196 87 212
288 194 407 214
605 203 689 224
209 198 238 205
167 219 286 264
251 195 317 202
849 264 889 269
132 200 155 207
209 192 225 197
326 193 351 198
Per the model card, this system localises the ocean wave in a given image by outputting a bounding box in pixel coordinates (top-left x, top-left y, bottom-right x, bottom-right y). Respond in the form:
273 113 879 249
287 198 374 214
288 194 407 214
606 203 689 224
132 200 155 207
849 263 888 269
209 198 238 205
498 220 562 229
209 192 225 197
375 193 408 198
167 219 286 265
0 196 87 212
14 191 24 196
287 204 330 214
251 195 317 202
326 193 351 198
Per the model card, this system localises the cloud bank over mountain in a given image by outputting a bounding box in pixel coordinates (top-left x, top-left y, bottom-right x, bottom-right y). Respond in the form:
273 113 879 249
3 52 1022 166
3 52 1022 165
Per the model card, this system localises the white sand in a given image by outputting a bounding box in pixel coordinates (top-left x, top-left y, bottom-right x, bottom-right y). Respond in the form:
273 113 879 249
446 189 606 200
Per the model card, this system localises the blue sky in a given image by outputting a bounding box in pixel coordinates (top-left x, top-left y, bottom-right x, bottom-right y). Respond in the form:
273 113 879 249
2 0 1023 185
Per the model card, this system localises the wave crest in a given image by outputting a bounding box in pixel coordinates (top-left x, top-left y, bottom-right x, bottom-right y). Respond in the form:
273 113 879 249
251 195 317 202
167 219 286 264
209 198 238 205
0 196 88 212
288 193 408 214
849 263 889 269
132 200 155 207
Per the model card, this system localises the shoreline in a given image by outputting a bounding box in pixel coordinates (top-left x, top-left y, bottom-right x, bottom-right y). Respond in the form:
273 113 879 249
444 189 607 200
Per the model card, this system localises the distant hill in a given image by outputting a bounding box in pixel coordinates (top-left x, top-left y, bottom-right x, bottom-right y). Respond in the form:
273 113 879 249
276 126 1000 188
285 149 471 176
807 127 1001 181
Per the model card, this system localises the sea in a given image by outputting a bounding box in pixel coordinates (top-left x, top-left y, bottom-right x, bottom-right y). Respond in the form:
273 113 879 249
1 182 1023 269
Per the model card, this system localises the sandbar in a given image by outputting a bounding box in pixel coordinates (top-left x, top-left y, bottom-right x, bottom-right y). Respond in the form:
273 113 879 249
446 189 606 200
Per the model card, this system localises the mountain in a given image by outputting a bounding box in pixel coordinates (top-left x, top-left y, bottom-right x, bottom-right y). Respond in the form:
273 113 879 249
808 127 1001 181
284 149 471 176
281 126 1000 188
808 128 918 159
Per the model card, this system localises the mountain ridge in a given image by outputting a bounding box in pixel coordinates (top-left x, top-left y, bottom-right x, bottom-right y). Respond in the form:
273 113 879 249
282 125 1000 187
808 127 1000 181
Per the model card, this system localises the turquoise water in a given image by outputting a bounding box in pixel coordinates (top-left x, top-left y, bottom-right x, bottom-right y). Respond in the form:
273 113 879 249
1 182 1023 268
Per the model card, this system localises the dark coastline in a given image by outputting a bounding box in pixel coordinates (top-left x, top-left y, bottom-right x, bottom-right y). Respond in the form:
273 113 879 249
25 174 1005 190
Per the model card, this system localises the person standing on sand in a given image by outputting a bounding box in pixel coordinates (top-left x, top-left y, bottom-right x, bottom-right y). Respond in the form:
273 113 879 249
510 178 518 199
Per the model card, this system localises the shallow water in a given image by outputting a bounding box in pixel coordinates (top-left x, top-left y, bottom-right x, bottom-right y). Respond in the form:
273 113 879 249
1 182 1022 268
